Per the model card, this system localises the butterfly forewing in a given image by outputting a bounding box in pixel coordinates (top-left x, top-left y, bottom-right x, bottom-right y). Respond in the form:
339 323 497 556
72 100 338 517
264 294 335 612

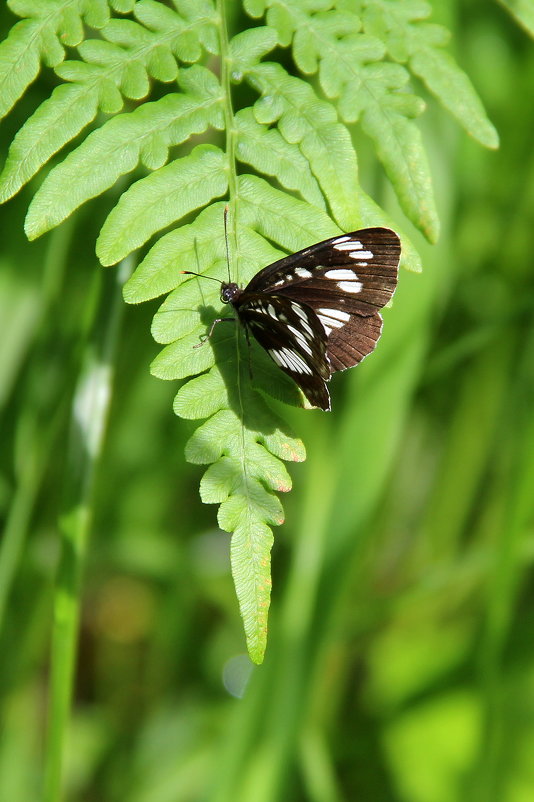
246 228 399 313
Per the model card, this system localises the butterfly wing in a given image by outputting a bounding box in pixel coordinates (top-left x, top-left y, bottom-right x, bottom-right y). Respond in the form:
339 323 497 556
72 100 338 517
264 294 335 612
245 228 400 375
235 293 332 410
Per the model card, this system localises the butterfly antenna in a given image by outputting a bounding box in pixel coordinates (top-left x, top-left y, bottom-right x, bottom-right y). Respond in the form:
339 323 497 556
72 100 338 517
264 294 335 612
181 270 222 283
224 204 231 283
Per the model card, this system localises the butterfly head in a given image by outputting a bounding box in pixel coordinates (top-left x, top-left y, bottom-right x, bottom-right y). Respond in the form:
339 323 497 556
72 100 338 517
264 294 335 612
220 282 241 305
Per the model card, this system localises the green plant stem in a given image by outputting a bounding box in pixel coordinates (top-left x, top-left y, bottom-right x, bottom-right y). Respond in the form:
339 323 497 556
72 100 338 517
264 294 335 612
42 258 131 802
472 329 534 802
0 222 73 630
218 0 238 276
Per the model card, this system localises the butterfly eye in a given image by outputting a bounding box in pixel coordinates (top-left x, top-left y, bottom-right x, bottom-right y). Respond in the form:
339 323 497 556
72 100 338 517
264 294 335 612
221 283 239 303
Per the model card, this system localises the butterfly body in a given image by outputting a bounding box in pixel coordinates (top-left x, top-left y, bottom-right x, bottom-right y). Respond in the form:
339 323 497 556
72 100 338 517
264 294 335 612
218 227 401 411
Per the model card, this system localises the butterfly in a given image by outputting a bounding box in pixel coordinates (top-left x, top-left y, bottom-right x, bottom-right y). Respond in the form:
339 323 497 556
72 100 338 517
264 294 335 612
185 227 401 411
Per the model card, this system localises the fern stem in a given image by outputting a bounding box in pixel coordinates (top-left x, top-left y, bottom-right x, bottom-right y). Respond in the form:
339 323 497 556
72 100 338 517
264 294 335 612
43 258 132 802
217 0 238 279
217 0 250 467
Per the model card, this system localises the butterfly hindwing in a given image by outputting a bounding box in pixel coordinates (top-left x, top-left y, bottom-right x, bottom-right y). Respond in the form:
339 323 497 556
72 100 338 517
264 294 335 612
236 293 332 410
324 312 383 374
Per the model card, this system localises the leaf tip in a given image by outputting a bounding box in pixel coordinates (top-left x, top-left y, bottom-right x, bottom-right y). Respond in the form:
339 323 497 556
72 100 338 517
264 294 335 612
481 125 500 150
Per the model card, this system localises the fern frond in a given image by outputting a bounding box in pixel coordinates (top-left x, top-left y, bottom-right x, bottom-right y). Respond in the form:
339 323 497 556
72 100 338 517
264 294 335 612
129 200 305 661
97 143 228 264
0 83 100 204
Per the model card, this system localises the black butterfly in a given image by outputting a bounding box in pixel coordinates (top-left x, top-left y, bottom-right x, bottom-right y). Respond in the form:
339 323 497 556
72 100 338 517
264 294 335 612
189 227 401 411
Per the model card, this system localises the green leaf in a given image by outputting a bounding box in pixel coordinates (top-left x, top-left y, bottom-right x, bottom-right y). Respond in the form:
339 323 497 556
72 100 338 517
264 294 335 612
410 48 499 149
235 108 325 209
0 1 110 120
153 276 223 345
124 202 227 303
125 201 283 303
247 62 362 230
179 387 304 663
229 26 278 74
55 59 125 113
229 516 273 664
152 329 216 381
360 1 499 148
238 173 340 254
497 0 534 37
174 368 228 420
0 21 43 119
247 0 498 241
246 3 438 235
244 0 269 19
356 62 439 242
111 0 136 13
184 402 303 662
0 83 99 202
22 67 224 235
99 145 227 264
134 0 219 58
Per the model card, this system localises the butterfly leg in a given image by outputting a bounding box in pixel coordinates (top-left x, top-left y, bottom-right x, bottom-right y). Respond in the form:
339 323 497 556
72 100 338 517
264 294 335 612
193 317 235 348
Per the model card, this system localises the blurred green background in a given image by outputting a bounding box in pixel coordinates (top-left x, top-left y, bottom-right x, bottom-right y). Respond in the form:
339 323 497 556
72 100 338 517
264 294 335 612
1 2 534 801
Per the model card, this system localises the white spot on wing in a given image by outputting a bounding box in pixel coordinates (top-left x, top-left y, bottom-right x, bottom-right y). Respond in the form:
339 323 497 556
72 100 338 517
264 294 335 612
269 347 313 374
332 235 351 245
325 268 358 280
291 303 316 336
337 280 363 293
349 250 373 259
292 304 308 320
317 315 342 330
267 304 276 318
317 316 333 335
269 349 288 369
295 267 312 278
288 324 313 355
281 347 313 375
317 308 350 323
334 240 363 251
